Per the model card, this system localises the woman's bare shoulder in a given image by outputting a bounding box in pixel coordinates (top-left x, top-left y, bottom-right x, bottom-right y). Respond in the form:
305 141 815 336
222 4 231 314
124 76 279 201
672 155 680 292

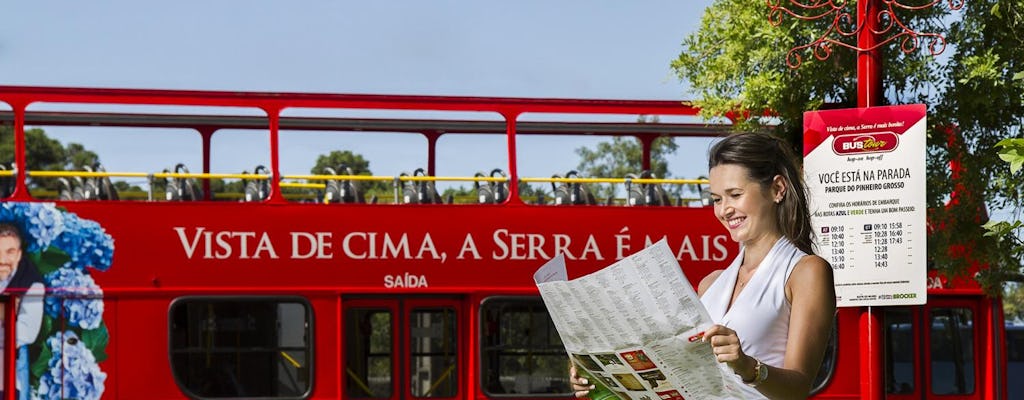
788 254 835 298
697 269 725 297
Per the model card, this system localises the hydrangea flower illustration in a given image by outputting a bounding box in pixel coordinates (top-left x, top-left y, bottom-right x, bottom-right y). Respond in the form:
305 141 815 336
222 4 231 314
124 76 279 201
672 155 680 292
53 213 115 272
0 202 64 252
0 203 113 399
35 330 107 400
43 268 105 330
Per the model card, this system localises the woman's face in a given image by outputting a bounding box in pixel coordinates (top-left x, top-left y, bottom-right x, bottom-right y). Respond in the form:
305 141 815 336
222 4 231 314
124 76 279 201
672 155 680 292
708 163 781 245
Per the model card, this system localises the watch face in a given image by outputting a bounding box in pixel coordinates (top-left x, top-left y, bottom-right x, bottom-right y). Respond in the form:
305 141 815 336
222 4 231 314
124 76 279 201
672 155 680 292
746 360 768 387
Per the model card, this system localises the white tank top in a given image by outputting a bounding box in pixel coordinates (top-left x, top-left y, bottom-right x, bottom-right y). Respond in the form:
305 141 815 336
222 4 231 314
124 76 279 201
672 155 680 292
700 237 806 369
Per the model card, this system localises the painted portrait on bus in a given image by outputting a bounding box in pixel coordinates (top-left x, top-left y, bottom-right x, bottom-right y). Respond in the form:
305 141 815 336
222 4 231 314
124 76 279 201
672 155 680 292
0 202 113 400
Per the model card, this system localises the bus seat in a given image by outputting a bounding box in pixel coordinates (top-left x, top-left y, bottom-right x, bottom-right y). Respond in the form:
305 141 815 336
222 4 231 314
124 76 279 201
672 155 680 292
323 165 363 204
401 168 442 204
552 171 595 205
71 177 89 200
474 168 508 204
243 165 270 202
626 170 671 206
336 164 363 203
95 165 119 200
79 166 100 200
57 177 75 201
165 163 202 201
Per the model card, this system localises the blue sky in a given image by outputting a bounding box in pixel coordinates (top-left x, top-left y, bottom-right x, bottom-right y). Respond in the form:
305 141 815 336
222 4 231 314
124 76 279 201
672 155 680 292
1 1 718 192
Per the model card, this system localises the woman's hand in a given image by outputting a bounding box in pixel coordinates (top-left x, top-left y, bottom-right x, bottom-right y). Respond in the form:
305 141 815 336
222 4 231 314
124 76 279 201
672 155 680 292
569 364 594 398
703 324 756 382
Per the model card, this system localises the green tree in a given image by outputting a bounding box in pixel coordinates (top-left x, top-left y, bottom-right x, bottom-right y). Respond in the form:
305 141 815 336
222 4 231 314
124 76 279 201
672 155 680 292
311 150 389 200
672 0 1024 292
984 138 1024 321
574 117 681 202
0 126 102 190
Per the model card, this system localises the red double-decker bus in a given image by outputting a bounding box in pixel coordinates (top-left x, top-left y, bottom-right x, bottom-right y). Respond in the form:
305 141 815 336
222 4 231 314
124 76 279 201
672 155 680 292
0 85 1010 399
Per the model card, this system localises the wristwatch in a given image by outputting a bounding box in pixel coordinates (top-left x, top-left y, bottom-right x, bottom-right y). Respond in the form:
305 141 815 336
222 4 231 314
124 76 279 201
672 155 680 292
744 358 768 388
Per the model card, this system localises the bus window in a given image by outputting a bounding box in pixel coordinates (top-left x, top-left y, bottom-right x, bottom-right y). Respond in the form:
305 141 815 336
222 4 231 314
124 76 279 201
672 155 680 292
345 308 394 398
409 307 457 397
169 298 312 398
479 297 569 395
1008 324 1024 400
885 309 915 394
930 307 974 395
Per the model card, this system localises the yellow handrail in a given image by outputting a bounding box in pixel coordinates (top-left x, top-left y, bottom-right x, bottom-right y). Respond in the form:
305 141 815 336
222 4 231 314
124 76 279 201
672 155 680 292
520 177 709 185
279 351 302 368
423 364 456 397
280 182 326 189
281 174 509 183
25 170 150 178
11 170 707 186
281 174 393 182
152 172 270 180
345 368 376 397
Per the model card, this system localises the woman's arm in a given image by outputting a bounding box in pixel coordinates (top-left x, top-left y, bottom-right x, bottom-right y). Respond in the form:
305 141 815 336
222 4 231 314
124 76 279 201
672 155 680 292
759 254 836 399
697 269 724 297
706 255 835 399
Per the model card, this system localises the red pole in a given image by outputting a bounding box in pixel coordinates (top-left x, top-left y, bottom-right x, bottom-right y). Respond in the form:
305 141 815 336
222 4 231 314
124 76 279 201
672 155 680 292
638 136 654 172
424 131 440 177
857 1 885 400
199 128 215 201
4 298 16 400
265 107 285 203
10 103 30 201
857 0 883 108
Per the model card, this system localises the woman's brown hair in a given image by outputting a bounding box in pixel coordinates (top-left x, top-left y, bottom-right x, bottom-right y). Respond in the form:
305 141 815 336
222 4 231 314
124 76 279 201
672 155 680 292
708 132 815 254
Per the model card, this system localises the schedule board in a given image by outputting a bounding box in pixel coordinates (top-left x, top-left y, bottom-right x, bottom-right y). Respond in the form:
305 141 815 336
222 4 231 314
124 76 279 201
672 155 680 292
803 105 927 307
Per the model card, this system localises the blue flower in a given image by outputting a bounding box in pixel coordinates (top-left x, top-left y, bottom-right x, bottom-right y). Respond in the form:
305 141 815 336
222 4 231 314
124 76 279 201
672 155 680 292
0 203 64 252
35 331 107 400
52 212 114 272
44 268 104 330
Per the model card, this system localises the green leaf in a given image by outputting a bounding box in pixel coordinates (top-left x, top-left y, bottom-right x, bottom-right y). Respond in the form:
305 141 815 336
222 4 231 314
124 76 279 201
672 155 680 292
1014 71 1024 81
80 322 110 363
30 339 52 382
28 314 55 382
29 248 71 276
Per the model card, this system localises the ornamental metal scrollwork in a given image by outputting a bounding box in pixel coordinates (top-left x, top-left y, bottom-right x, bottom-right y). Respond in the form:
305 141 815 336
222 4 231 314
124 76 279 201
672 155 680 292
766 0 965 68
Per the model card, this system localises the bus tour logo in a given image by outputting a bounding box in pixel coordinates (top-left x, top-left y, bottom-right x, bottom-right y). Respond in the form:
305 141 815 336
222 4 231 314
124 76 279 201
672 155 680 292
832 132 899 155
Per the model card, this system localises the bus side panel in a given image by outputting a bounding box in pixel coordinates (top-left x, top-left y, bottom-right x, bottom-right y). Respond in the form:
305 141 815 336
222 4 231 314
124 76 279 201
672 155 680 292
113 297 178 398
311 295 339 399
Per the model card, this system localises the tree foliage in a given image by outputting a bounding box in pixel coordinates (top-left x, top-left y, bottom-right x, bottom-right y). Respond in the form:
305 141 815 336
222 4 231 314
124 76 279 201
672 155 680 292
574 116 682 201
0 126 102 190
984 138 1024 320
672 0 1024 292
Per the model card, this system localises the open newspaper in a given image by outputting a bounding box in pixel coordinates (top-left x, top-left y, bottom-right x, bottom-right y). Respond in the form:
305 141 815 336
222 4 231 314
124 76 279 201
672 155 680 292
534 240 755 400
